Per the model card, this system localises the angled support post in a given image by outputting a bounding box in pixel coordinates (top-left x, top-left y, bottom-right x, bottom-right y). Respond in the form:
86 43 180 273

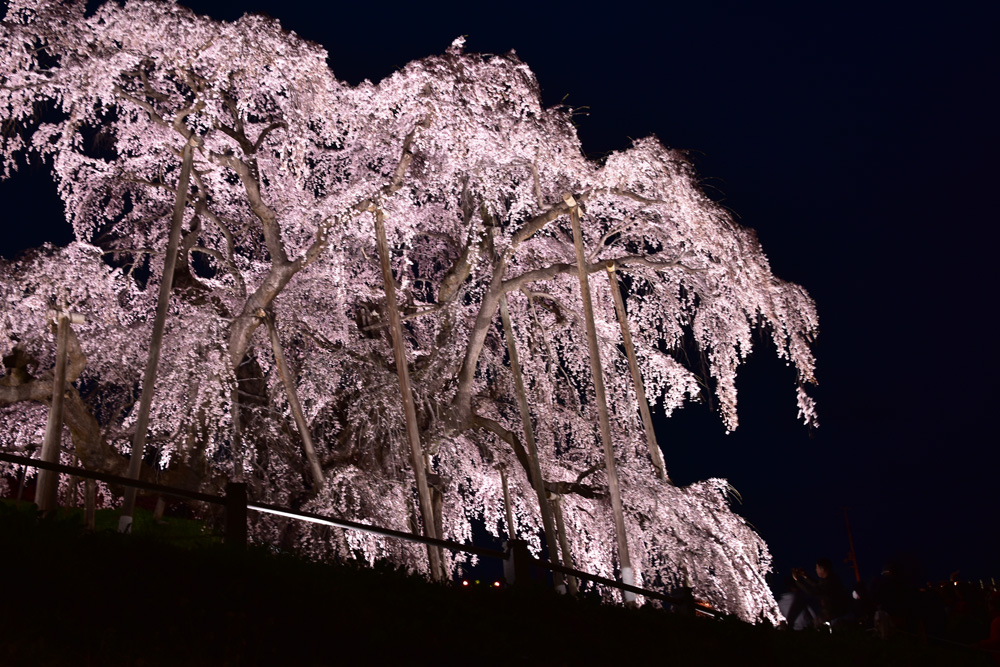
261 309 325 489
550 493 579 594
119 137 197 533
36 307 84 513
225 482 248 548
565 193 635 603
605 261 667 481
497 286 566 592
497 463 516 541
372 206 445 581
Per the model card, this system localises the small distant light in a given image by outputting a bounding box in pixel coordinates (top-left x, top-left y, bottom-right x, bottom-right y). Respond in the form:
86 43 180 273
475 580 480 585
493 581 501 588
462 580 469 586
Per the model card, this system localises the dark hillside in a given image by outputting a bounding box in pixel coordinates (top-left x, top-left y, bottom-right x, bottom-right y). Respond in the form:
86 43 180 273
0 504 990 666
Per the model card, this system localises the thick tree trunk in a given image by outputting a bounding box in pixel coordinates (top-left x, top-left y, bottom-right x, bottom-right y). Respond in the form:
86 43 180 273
153 495 166 522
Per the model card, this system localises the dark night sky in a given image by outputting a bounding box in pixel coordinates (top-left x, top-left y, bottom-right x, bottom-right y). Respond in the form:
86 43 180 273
2 0 997 587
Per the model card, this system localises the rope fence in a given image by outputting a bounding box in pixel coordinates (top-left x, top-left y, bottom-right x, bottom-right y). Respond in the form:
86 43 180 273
0 451 700 613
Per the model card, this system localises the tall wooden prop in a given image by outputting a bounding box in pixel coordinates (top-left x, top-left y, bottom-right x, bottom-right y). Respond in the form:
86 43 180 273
119 138 196 533
497 463 516 540
498 290 567 591
565 194 635 603
550 494 579 594
263 310 325 489
36 308 71 513
605 262 667 480
265 309 349 564
83 479 96 530
372 207 445 581
230 386 243 482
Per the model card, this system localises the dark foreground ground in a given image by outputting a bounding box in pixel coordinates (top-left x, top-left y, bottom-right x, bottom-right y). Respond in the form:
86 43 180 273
0 503 992 666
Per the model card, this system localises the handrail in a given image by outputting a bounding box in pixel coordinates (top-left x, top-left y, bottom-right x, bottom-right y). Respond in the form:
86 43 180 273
533 555 691 608
0 451 222 504
1 450 704 613
247 501 505 561
0 451 504 560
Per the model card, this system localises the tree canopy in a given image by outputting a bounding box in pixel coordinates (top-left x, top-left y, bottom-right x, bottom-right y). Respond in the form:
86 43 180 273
0 0 818 621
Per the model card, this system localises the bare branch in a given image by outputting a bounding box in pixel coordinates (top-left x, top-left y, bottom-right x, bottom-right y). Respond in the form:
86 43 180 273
113 85 171 129
252 121 287 153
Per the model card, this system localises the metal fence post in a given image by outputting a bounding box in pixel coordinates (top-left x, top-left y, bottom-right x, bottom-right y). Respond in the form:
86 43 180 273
225 482 247 548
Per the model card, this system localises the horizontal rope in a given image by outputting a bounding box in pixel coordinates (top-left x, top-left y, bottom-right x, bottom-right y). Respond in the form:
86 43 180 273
2 450 702 610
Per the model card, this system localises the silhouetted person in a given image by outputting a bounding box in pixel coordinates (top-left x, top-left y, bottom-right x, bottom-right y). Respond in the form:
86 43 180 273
949 578 989 644
977 592 1000 665
778 576 815 630
871 560 908 638
792 557 852 628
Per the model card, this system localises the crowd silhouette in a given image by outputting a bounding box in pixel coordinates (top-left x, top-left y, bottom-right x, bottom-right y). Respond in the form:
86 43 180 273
777 556 999 662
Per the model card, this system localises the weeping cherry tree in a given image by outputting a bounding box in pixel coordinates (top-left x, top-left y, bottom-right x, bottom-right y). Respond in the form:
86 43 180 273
0 0 818 621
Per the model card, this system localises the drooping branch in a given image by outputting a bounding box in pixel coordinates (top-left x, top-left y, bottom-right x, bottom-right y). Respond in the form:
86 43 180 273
223 118 429 370
252 122 287 153
467 412 605 502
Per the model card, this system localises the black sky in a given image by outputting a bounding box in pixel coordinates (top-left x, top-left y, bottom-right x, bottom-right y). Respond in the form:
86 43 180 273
2 0 997 587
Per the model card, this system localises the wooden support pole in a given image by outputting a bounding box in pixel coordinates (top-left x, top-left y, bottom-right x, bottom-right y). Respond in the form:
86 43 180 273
120 139 196 533
498 290 565 590
565 194 635 603
497 463 516 540
230 385 243 482
36 308 71 514
551 494 579 595
372 206 445 582
16 461 27 505
68 454 82 509
152 495 166 523
225 482 248 548
83 479 96 531
605 262 667 481
263 310 325 489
